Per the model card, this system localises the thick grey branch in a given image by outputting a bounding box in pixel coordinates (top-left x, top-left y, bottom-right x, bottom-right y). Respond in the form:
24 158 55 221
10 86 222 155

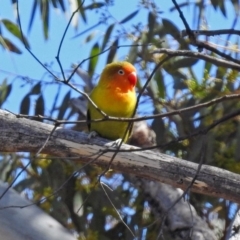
1 109 240 203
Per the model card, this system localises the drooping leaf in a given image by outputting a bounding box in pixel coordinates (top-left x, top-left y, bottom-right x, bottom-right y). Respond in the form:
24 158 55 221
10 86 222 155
84 32 96 43
120 10 139 24
127 44 138 63
58 90 71 120
210 0 218 9
162 18 179 37
0 37 22 54
172 58 199 69
84 2 105 10
219 0 227 17
31 82 41 95
73 191 84 216
1 19 30 48
88 42 100 77
72 22 101 39
40 0 49 39
106 38 118 64
28 0 38 33
14 178 38 192
78 0 87 23
35 95 45 119
162 18 188 48
56 0 66 11
164 61 188 90
0 79 12 107
210 0 227 17
0 154 15 181
151 110 165 145
20 94 30 115
154 70 165 99
204 60 212 75
147 12 156 43
101 24 114 51
51 0 58 8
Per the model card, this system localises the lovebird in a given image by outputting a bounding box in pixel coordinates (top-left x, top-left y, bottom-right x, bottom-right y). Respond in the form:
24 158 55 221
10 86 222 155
87 61 137 143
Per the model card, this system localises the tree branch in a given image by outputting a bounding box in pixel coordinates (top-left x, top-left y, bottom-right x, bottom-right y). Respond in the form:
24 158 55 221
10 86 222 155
1 109 240 203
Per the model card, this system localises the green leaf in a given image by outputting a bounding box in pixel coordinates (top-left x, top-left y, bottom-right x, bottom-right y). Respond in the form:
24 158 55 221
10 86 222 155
210 0 219 10
84 32 97 43
0 37 22 54
35 95 45 119
204 60 212 74
40 0 49 39
14 178 37 192
172 58 199 68
161 18 179 37
120 10 139 24
78 0 87 23
51 0 58 8
106 39 118 64
56 0 65 11
147 12 155 43
31 82 41 95
28 0 38 33
101 24 114 51
219 0 227 17
58 90 71 119
20 94 30 115
154 70 165 99
84 2 105 10
1 19 30 48
0 154 15 181
126 44 138 63
0 79 12 107
151 112 165 145
88 42 100 77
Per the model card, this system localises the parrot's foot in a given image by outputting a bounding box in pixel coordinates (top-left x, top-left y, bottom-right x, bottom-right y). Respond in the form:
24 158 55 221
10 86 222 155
105 138 123 148
88 131 98 139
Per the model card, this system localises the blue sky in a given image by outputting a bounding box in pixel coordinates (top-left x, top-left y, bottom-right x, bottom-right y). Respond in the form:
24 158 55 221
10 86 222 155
0 0 239 116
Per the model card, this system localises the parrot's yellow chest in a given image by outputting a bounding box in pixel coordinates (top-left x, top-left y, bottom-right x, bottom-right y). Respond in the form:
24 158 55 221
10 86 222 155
88 86 137 142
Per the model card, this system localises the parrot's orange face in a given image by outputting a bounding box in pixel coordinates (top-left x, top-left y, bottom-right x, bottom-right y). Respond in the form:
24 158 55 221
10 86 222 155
99 62 137 93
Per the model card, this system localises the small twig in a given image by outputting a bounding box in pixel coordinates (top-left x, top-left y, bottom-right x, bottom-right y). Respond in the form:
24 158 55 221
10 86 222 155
181 29 240 37
56 1 85 81
172 0 195 40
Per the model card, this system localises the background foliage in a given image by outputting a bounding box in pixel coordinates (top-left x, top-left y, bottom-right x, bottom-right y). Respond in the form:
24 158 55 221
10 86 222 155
1 0 240 239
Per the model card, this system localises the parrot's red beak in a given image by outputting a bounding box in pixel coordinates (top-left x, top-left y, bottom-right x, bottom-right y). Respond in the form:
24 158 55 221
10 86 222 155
128 72 137 86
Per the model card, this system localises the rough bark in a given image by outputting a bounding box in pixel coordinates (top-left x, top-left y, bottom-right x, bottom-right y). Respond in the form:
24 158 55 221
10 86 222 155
0 181 76 240
1 109 240 204
130 120 217 240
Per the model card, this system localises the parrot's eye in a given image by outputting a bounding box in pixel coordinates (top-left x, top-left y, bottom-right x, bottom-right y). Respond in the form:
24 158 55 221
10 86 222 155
118 69 124 75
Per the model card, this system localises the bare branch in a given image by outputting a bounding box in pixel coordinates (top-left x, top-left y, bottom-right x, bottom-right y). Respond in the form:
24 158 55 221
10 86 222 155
181 29 240 37
152 48 240 71
1 109 240 203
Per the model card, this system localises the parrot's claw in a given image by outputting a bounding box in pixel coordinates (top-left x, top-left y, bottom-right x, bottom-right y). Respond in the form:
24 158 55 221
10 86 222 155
88 131 98 139
105 138 123 148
